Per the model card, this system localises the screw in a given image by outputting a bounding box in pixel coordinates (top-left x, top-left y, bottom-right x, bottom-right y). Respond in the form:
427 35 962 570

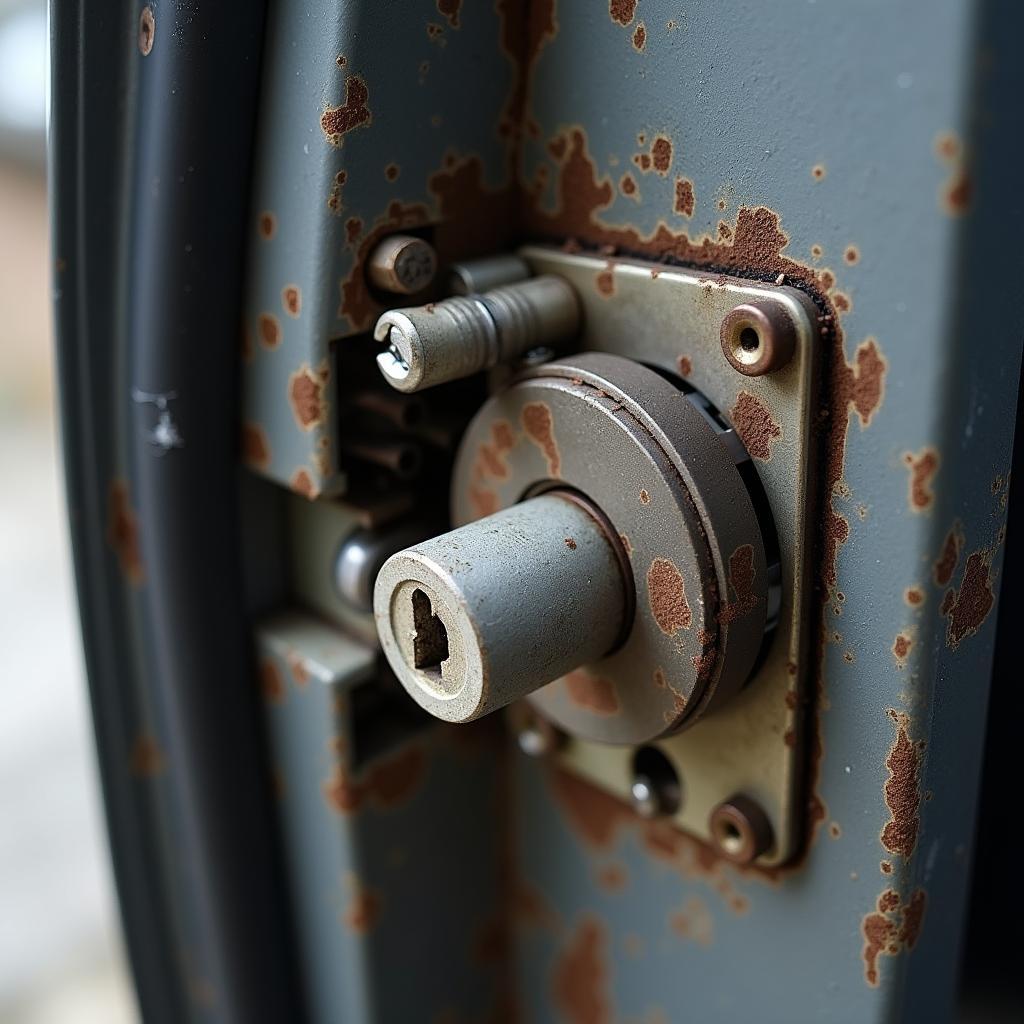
708 794 774 864
629 746 682 819
516 715 563 757
720 300 797 376
368 235 438 296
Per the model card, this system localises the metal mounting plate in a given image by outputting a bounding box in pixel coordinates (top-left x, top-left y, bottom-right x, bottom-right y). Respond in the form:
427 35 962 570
519 245 820 866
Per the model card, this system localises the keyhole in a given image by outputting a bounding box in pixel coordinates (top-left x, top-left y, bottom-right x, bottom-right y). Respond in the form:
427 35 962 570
412 588 449 678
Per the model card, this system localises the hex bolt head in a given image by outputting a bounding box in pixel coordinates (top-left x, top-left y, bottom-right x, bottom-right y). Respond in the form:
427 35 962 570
708 794 774 864
720 300 797 376
367 234 438 296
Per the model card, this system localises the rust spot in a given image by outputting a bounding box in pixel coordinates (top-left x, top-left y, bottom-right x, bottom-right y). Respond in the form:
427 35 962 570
285 650 310 687
669 896 714 947
335 54 347 67
324 746 426 815
258 312 281 349
892 632 912 666
548 136 568 162
720 544 759 624
639 489 650 504
881 710 924 860
522 401 560 476
552 917 611 1024
138 6 155 56
881 860 892 875
258 212 276 240
437 0 461 29
289 365 326 431
634 136 673 177
674 178 695 217
290 468 320 501
677 355 692 377
905 586 924 607
812 164 826 181
321 76 371 145
632 22 647 51
944 170 972 215
385 162 400 182
619 533 632 555
862 888 927 987
344 877 381 934
281 284 301 318
565 670 619 715
516 880 563 933
609 0 636 26
241 422 271 470
811 244 823 259
596 863 627 892
107 479 144 586
130 732 164 777
619 173 638 198
935 133 960 162
844 245 860 265
829 822 842 839
259 658 286 704
564 537 577 550
942 549 996 650
647 558 692 635
345 217 363 247
596 264 615 296
496 0 558 143
934 524 963 586
903 448 938 511
730 391 781 461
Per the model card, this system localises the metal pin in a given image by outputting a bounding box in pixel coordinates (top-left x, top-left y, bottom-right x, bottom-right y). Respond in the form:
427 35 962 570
448 254 531 296
341 439 423 479
367 235 438 296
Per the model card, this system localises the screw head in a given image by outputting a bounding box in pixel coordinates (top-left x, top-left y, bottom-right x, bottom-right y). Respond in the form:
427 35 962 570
515 712 563 758
720 301 797 376
708 794 774 864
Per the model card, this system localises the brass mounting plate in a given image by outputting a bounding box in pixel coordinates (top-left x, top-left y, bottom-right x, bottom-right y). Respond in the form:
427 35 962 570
519 245 819 866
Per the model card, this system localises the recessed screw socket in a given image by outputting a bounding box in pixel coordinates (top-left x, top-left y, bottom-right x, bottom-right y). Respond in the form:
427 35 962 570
709 793 774 864
720 300 797 376
374 274 580 393
368 234 438 296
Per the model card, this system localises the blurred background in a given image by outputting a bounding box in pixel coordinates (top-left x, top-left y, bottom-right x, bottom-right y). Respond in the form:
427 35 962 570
0 1 136 1020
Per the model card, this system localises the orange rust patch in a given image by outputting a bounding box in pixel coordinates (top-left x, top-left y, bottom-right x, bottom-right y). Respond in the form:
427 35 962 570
619 533 632 556
844 245 860 265
290 468 320 501
241 423 271 469
474 419 516 481
516 880 563 933
669 896 714 947
258 212 276 240
811 244 823 259
138 6 155 55
674 178 695 217
281 285 301 318
565 537 577 550
259 658 286 704
892 632 912 666
812 164 826 181
862 888 927 987
720 544 759 624
905 586 924 607
289 365 326 431
942 549 996 650
609 0 636 26
634 136 672 177
718 220 734 241
321 76 371 144
933 524 963 586
344 878 381 934
935 133 960 162
130 732 164 777
944 170 972 215
437 0 461 29
522 401 560 476
565 670 619 715
107 479 144 586
496 0 558 143
552 917 611 1024
384 162 399 182
677 355 692 377
323 746 426 815
647 558 691 635
639 489 650 504
620 173 638 198
345 217 362 246
285 650 310 687
632 22 647 50
596 263 615 296
730 391 781 461
258 312 281 349
881 710 924 860
596 862 627 892
903 448 938 511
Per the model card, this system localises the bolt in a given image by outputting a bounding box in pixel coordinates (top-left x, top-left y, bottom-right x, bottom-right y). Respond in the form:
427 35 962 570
367 234 438 296
720 300 797 376
373 274 580 393
708 794 774 864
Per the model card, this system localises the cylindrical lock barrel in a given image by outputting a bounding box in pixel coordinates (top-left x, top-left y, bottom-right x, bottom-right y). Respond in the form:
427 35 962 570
373 492 629 723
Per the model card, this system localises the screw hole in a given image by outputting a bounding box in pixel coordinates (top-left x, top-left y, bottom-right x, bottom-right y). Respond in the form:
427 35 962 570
411 588 449 680
715 818 746 856
739 326 761 352
630 746 683 818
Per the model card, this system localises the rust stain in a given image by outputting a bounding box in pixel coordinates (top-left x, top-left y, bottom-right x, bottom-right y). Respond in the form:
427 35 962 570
720 544 759 624
647 558 691 635
944 169 972 215
596 263 615 296
258 212 276 240
565 670 620 715
596 863 627 892
844 245 860 265
620 173 638 198
677 355 693 377
285 650 310 687
862 888 927 987
385 162 400 182
345 217 362 246
632 22 647 51
880 710 924 860
496 0 558 144
903 448 939 511
812 164 826 181
633 136 672 177
321 76 371 145
257 312 281 349
674 178 695 217
289 364 326 431
941 549 996 650
138 6 155 56
892 632 912 666
343 876 381 934
564 537 577 550
522 401 561 476
290 468 320 501
281 284 301 318
717 220 734 241
552 917 611 1024
670 896 714 947
241 423 271 469
516 880 563 934
437 0 461 29
107 479 144 586
730 391 781 461
259 658 286 705
609 0 636 26
130 732 164 777
619 533 632 556
475 419 517 481
933 524 963 586
905 586 924 607
324 746 426 815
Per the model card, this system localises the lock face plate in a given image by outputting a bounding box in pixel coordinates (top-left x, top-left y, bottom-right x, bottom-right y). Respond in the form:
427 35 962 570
519 245 821 865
